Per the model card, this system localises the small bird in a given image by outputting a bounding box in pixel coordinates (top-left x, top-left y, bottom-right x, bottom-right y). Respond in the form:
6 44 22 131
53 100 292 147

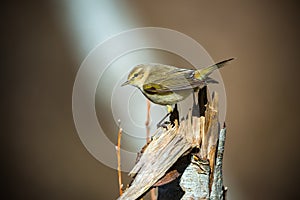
121 58 234 112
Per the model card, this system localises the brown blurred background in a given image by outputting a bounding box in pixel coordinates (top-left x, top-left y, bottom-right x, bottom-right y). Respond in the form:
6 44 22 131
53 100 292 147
3 0 300 199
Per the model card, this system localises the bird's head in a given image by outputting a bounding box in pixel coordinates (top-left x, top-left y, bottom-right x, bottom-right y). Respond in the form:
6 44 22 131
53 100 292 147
121 65 149 88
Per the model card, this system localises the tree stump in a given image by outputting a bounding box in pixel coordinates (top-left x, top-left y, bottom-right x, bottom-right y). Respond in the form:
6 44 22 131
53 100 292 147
117 87 228 200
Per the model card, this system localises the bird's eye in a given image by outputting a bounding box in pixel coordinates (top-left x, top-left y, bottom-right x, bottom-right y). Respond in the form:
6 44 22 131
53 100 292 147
133 73 138 78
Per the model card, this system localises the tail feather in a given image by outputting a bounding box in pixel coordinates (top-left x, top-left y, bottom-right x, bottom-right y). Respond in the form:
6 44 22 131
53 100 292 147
195 58 234 80
215 57 234 69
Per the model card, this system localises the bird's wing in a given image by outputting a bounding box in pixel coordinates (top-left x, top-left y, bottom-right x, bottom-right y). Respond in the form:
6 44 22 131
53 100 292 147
143 67 203 94
142 58 234 94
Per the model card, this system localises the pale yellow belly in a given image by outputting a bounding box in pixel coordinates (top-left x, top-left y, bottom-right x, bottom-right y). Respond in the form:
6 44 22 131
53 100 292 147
142 89 193 105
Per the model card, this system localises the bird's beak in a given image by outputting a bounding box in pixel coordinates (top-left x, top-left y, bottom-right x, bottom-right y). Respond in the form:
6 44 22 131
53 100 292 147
121 80 130 86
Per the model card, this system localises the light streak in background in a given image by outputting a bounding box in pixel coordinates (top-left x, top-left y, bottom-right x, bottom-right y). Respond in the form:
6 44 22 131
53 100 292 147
55 1 166 151
56 1 172 169
54 0 140 57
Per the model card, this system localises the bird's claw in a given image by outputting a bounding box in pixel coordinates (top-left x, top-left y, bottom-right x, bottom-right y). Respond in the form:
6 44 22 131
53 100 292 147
157 121 171 129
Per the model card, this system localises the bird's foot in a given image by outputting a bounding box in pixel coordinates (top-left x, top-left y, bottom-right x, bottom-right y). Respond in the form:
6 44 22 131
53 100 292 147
157 121 171 129
156 112 171 129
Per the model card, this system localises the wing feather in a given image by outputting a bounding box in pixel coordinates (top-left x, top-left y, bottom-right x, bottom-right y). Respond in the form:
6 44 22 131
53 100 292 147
143 64 203 94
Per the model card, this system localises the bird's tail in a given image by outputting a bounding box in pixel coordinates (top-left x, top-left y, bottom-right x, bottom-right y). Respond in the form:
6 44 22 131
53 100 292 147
195 58 234 80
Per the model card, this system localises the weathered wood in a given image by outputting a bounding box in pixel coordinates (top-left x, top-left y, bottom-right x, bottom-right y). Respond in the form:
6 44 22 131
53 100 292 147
210 126 227 200
117 90 228 200
180 92 221 200
118 116 200 200
180 156 210 200
206 92 220 191
180 126 227 200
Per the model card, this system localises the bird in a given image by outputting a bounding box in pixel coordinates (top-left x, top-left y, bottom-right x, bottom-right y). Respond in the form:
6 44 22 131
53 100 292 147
121 58 234 126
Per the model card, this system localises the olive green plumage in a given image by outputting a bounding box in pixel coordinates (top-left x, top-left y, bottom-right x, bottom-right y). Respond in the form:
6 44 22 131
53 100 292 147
122 58 234 106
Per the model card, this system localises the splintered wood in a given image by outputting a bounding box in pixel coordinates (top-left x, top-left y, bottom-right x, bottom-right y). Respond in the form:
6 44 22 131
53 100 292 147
117 92 227 200
180 92 224 200
117 119 199 200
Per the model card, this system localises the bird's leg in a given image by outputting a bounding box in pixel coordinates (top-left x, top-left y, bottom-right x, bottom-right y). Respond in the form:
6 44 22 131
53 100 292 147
156 105 180 129
156 105 173 128
156 112 171 129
